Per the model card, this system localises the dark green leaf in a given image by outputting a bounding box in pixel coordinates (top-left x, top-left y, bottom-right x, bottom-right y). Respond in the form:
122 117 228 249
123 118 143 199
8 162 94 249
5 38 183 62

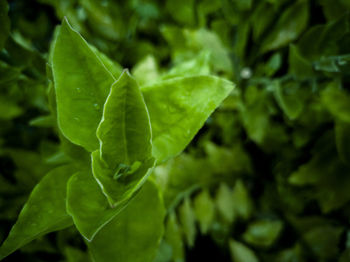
0 165 75 260
0 0 10 50
243 220 283 248
260 1 309 53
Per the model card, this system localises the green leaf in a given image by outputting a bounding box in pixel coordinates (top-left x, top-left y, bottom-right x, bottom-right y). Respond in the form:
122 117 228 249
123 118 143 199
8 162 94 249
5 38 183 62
251 2 276 41
0 165 75 260
166 0 195 26
96 70 152 168
142 75 234 162
260 1 309 53
303 225 343 259
0 97 23 120
64 247 92 262
215 183 235 223
165 212 185 262
232 180 253 220
66 170 130 241
88 44 123 78
288 44 313 79
161 26 232 73
0 0 10 50
288 132 350 212
88 180 165 262
321 81 350 122
92 151 155 208
52 18 115 152
162 51 211 80
132 55 160 86
193 189 215 234
273 80 304 120
185 29 232 73
229 239 259 262
297 14 350 60
178 197 196 247
243 220 283 248
92 70 154 205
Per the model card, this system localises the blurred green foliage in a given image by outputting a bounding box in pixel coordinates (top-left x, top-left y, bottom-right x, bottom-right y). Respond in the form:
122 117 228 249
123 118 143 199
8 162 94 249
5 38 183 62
1 0 350 261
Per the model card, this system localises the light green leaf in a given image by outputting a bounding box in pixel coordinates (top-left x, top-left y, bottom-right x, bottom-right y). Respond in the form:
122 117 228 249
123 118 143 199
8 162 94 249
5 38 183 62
88 180 165 262
93 70 154 205
66 170 130 241
229 239 259 262
184 29 232 73
52 18 115 152
165 212 185 262
142 75 234 162
92 151 155 208
215 183 235 223
132 55 160 86
0 0 10 50
96 70 152 168
0 165 75 260
162 51 211 80
88 44 123 78
178 197 196 247
193 189 215 234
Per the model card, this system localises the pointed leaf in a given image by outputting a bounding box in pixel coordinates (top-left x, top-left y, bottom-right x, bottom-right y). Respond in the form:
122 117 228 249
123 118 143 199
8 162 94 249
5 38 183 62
88 180 165 262
215 183 235 223
52 18 115 151
229 239 259 262
164 212 185 262
96 70 152 168
66 170 130 241
93 70 154 205
142 75 234 162
243 220 283 248
260 1 309 53
0 165 76 260
193 189 215 234
178 197 196 247
232 180 254 220
92 150 155 208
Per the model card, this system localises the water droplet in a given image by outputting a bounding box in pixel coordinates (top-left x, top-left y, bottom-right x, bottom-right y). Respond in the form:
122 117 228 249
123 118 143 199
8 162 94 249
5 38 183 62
94 103 100 110
74 117 80 122
240 67 252 79
76 88 81 93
